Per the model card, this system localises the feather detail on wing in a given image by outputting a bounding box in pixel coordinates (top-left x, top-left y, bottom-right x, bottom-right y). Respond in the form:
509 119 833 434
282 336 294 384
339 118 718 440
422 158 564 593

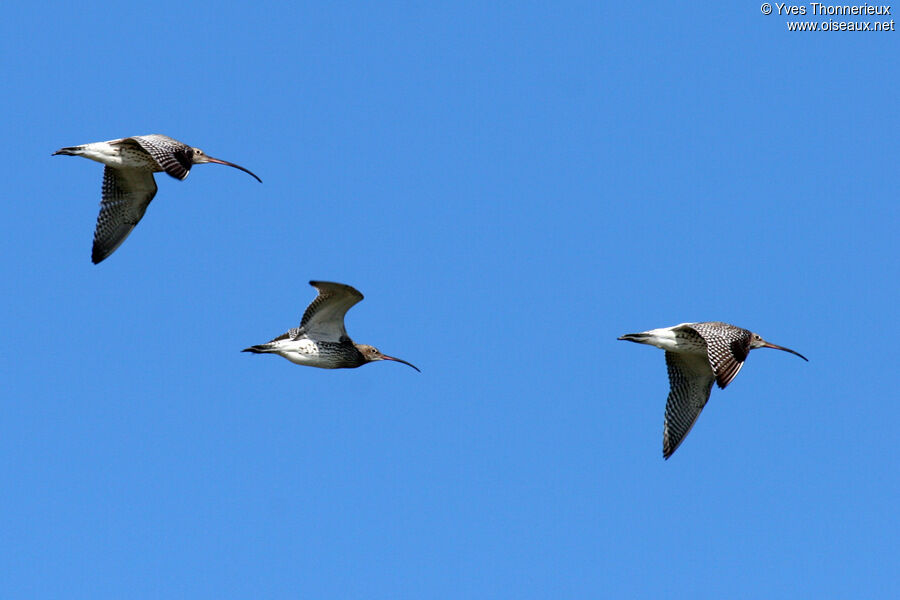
663 351 716 459
92 167 157 263
297 281 365 342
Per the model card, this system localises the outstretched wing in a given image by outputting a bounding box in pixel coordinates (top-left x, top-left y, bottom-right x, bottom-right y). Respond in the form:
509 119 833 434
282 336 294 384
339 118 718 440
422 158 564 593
663 351 716 459
126 135 194 180
683 322 750 389
92 167 158 264
297 281 365 342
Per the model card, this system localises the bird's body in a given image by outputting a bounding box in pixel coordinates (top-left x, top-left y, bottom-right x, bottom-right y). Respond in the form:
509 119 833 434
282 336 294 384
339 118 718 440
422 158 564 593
619 322 807 459
249 334 367 369
243 281 419 372
53 134 261 264
59 139 161 171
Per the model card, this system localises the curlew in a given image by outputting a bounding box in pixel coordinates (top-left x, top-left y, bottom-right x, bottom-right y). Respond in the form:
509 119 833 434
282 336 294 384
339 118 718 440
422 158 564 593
53 134 261 263
243 281 420 372
619 322 807 459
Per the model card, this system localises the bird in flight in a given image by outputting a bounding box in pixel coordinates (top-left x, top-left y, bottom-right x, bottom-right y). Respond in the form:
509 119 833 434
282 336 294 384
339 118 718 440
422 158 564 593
54 134 261 264
243 281 420 372
619 322 807 459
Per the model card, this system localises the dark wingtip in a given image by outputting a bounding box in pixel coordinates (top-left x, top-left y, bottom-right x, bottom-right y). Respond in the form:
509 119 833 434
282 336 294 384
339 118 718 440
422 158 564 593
91 245 110 264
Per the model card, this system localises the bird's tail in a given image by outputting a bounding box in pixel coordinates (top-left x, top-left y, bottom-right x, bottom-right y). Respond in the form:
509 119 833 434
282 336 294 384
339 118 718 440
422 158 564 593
242 344 276 354
52 145 84 156
617 333 650 343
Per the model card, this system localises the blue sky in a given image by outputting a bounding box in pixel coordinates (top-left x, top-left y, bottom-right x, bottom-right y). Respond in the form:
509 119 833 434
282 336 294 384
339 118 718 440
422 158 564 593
1 2 897 598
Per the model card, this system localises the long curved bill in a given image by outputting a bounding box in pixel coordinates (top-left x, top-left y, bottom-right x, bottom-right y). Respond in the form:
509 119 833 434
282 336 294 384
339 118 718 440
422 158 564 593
381 354 421 372
206 156 263 183
761 341 808 361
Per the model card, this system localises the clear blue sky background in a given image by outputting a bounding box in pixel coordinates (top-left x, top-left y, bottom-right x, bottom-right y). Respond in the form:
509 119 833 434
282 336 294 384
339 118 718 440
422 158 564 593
1 2 897 598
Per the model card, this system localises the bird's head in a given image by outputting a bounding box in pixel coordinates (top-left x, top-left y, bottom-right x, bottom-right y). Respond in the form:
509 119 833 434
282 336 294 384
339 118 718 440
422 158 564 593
189 147 211 162
749 332 808 361
355 344 420 372
189 147 262 182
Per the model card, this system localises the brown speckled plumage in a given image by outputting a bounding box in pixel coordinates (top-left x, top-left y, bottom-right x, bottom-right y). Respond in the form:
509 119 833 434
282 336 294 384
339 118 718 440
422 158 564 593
242 281 420 372
619 322 807 459
53 134 261 263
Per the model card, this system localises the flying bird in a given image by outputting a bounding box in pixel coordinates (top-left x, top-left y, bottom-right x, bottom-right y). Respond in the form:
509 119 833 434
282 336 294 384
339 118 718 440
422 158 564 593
243 281 420 372
53 134 261 264
618 322 807 459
